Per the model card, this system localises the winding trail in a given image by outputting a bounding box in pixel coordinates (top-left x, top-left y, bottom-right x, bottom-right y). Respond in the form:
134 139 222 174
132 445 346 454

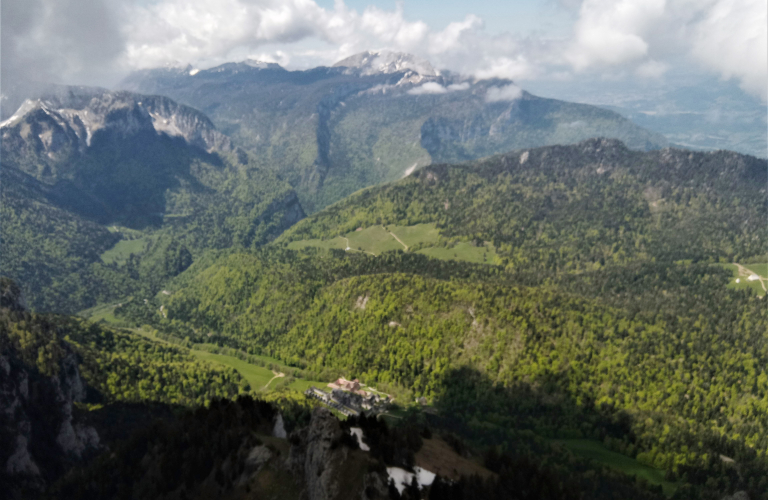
264 370 285 389
734 263 767 292
386 228 409 251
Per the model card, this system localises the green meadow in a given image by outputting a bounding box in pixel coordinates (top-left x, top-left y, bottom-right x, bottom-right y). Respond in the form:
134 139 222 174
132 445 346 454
554 439 677 497
100 236 152 265
717 263 766 297
286 222 498 265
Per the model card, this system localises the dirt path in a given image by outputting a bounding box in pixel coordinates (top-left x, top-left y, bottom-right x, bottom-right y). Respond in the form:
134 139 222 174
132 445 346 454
386 229 409 251
264 370 285 389
734 263 767 292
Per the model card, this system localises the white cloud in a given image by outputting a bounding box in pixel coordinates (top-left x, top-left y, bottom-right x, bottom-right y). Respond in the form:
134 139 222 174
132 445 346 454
428 15 483 54
635 59 668 79
408 82 447 95
689 0 767 101
562 0 767 100
2 0 765 102
408 81 471 95
447 82 470 91
485 84 523 102
474 55 539 81
566 0 665 70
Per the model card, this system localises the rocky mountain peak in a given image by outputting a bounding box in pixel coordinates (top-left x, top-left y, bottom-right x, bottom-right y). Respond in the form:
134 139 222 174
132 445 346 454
241 58 283 70
1 88 232 164
333 50 438 78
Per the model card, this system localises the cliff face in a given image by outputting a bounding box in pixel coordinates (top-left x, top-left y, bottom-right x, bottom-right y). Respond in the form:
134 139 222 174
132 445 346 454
289 408 389 500
0 88 233 180
0 279 101 494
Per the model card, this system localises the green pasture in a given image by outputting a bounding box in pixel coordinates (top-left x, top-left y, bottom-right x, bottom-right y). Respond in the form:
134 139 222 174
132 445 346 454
417 242 497 265
190 350 277 390
100 236 152 265
79 302 127 326
386 223 439 248
554 439 677 496
287 222 498 265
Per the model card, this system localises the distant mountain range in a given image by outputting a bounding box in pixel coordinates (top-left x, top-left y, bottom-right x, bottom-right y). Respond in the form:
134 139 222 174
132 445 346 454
120 51 669 213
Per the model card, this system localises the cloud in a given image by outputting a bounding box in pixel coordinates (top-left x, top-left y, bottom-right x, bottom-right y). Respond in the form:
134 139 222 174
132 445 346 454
689 0 767 101
408 81 470 95
447 82 470 91
1 0 125 87
566 0 665 70
562 0 767 100
474 54 540 81
635 59 668 79
2 0 765 103
485 84 523 102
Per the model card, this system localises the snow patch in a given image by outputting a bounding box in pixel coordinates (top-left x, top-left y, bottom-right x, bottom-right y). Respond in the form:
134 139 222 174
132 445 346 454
386 466 436 494
335 51 437 77
273 414 287 438
350 427 369 451
189 68 200 76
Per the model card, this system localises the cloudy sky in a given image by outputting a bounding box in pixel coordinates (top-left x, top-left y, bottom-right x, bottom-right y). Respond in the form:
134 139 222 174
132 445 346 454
2 0 766 103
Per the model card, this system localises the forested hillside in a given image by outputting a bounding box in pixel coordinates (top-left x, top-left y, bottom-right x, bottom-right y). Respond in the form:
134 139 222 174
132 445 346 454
110 138 768 499
280 139 767 271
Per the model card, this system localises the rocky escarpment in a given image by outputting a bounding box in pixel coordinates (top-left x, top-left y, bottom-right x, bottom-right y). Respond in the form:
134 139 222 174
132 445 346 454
0 87 233 184
289 408 389 500
0 278 100 494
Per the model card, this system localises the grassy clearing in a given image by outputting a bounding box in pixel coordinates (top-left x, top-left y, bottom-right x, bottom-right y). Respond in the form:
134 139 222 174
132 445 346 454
287 222 499 265
716 263 766 297
100 236 152 265
190 350 276 389
185 349 328 394
744 262 768 277
387 223 440 247
346 226 404 253
79 302 127 326
286 236 347 252
418 241 497 265
553 439 676 497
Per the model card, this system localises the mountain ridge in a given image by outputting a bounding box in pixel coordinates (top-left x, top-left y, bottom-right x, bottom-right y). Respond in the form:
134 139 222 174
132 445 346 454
119 54 669 213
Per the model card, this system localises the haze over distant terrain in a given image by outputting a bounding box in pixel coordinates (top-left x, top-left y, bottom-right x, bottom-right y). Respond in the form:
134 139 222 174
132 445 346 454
2 0 766 156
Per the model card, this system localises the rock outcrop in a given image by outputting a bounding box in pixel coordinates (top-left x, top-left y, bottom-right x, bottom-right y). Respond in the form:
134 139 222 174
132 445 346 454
0 278 101 494
289 408 388 500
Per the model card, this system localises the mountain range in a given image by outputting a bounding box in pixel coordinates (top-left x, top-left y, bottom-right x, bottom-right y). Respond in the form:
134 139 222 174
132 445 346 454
120 50 669 213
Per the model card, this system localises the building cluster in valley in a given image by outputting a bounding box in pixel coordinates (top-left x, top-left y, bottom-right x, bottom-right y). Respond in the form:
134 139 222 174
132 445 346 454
305 377 390 416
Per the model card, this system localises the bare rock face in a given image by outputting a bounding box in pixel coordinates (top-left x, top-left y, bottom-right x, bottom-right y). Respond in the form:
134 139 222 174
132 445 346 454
0 87 233 189
289 408 346 500
721 492 750 500
288 408 389 500
0 285 101 493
